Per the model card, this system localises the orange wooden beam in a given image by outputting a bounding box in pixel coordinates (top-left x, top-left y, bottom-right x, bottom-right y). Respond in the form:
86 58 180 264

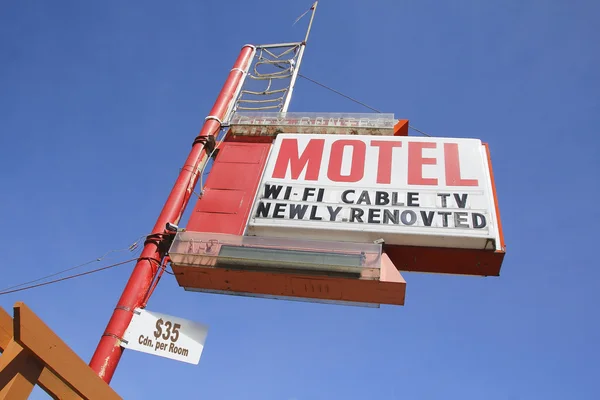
12 302 121 400
0 307 76 400
0 339 43 399
0 309 12 352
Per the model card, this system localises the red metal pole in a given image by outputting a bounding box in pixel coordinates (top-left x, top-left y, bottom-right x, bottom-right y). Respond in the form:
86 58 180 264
89 44 255 383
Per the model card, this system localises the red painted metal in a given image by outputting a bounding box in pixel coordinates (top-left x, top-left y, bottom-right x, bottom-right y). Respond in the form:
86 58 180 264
186 139 271 235
176 137 408 306
89 45 255 383
393 119 409 136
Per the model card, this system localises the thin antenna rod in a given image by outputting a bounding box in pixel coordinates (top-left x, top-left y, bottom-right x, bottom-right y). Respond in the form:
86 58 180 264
304 1 318 43
282 1 318 112
229 2 319 115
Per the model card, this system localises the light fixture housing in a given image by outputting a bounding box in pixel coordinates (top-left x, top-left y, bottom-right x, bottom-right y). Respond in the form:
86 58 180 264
168 231 381 279
168 231 405 307
228 112 396 136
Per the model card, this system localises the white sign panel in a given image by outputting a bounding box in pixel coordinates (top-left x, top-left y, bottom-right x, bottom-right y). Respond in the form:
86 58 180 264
247 134 501 251
122 308 208 365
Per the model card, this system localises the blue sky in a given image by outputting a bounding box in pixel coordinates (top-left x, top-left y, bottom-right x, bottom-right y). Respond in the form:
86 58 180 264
1 0 599 398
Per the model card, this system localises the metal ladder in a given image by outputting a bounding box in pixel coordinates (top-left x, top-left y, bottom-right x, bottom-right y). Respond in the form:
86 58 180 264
224 2 318 122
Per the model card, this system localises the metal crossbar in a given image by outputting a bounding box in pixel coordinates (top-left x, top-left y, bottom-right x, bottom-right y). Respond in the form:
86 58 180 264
229 44 302 113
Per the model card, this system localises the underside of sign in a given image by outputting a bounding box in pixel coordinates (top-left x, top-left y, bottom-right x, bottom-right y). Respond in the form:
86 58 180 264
169 232 406 306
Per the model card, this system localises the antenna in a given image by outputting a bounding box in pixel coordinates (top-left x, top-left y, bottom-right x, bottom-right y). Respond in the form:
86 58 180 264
303 1 318 44
224 1 319 122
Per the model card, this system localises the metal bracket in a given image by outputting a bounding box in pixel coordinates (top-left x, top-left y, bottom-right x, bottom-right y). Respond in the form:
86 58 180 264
205 115 222 125
102 332 128 345
114 305 134 314
192 134 216 153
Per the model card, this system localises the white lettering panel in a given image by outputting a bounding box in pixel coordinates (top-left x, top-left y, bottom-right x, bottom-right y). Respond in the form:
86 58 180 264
247 134 501 251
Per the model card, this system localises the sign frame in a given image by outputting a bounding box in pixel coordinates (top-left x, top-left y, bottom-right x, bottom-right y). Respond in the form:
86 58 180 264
246 134 503 255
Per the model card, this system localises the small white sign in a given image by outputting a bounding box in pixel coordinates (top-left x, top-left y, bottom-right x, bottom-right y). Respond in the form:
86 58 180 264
122 308 208 365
